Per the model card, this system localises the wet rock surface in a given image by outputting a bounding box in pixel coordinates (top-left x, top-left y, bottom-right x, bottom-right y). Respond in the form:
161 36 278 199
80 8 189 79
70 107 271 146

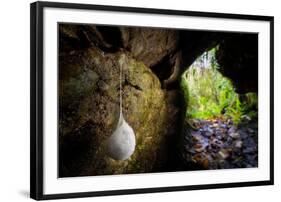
183 117 258 170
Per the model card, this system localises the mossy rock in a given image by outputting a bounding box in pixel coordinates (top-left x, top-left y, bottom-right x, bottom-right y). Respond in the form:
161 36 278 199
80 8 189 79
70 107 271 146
59 46 181 177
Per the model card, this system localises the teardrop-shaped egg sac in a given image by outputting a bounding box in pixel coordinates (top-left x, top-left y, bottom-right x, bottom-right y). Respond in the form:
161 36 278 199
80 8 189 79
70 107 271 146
106 115 136 160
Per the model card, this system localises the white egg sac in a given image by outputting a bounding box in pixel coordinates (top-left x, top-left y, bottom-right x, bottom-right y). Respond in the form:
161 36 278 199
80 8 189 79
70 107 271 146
107 115 136 160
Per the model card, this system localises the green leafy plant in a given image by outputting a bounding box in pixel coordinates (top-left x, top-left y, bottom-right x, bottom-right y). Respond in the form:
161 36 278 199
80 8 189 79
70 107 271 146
181 47 257 124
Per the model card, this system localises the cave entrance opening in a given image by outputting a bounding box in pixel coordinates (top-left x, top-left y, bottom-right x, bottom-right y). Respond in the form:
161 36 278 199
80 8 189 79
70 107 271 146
181 46 247 124
180 46 258 170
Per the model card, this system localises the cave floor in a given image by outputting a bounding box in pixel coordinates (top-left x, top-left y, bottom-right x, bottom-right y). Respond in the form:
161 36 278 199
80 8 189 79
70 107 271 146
183 117 258 170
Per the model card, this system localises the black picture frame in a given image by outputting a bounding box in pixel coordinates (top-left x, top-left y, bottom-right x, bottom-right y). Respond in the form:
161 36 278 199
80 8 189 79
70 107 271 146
30 1 274 200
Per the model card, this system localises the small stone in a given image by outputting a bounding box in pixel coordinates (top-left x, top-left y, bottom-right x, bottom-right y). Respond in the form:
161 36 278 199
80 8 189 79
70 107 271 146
192 153 204 163
217 135 222 140
194 144 204 152
218 149 230 159
221 124 227 128
202 158 209 169
229 132 240 139
213 123 219 127
203 132 212 137
208 127 213 133
234 140 243 148
228 126 237 134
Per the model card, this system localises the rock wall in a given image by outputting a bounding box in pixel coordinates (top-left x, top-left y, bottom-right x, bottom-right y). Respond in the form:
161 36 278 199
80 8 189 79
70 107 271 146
216 34 258 93
59 25 181 176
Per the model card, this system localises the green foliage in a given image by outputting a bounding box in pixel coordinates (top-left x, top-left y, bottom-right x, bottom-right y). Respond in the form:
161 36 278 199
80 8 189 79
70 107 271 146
181 48 257 124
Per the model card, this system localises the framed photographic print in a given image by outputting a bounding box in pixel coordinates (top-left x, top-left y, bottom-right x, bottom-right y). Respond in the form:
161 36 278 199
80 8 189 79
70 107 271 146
30 1 274 200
